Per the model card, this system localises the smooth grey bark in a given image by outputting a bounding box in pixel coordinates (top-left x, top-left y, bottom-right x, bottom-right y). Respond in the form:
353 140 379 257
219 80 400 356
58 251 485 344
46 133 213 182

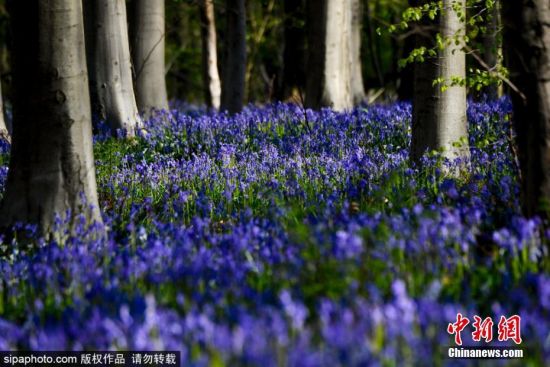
199 0 222 110
305 0 353 111
0 33 10 140
322 0 352 110
84 0 142 135
1 0 103 235
0 82 9 142
435 0 468 161
350 0 366 104
503 0 550 217
220 0 246 114
130 0 169 117
410 0 469 163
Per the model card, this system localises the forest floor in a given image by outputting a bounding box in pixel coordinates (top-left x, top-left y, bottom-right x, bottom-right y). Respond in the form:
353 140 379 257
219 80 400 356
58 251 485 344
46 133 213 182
0 99 548 366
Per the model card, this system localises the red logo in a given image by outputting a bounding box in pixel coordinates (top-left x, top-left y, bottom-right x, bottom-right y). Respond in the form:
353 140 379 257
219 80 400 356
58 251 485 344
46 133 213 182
472 315 494 342
447 314 522 346
447 313 470 346
497 315 522 345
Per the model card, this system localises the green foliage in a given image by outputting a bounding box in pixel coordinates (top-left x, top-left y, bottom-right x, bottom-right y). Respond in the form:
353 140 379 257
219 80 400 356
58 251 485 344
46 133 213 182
386 0 505 94
165 1 203 102
164 0 284 105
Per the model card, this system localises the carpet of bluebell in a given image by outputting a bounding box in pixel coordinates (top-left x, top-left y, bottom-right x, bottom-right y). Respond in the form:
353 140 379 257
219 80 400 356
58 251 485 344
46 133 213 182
0 99 549 366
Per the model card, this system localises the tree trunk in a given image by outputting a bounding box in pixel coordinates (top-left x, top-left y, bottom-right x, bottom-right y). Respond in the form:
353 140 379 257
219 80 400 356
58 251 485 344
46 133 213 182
1 0 103 235
350 0 365 104
220 0 246 114
436 0 468 161
305 0 353 111
503 0 550 217
130 0 169 118
0 82 9 142
410 0 438 162
410 0 469 163
279 0 306 101
397 31 415 101
0 21 10 140
84 0 142 135
199 0 222 110
305 0 326 109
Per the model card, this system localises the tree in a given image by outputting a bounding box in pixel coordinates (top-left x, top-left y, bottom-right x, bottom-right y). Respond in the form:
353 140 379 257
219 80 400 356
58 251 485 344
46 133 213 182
243 0 278 103
220 0 246 114
410 0 469 164
481 0 500 100
436 0 468 161
409 0 438 163
0 82 9 141
305 0 355 111
278 0 306 101
350 0 366 105
0 6 10 142
1 0 103 235
397 31 416 101
198 0 222 110
130 0 170 118
84 0 142 135
503 0 550 217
